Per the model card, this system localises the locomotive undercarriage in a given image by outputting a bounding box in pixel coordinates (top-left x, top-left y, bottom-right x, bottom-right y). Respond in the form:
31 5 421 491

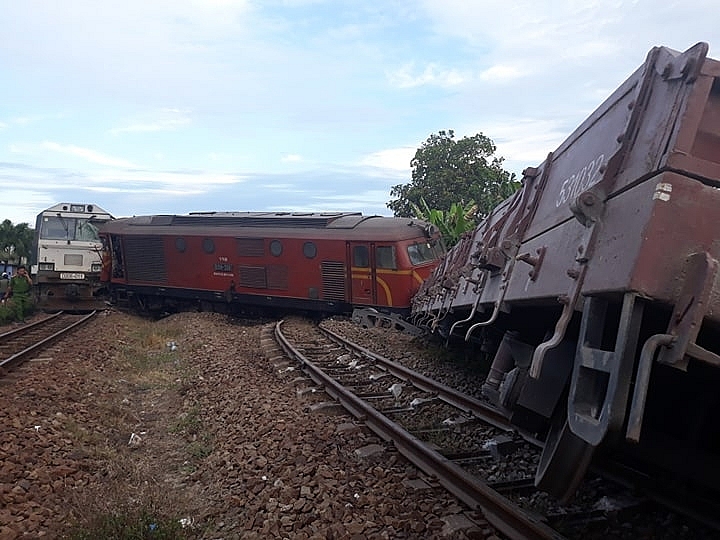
109 283 409 321
35 280 108 313
434 293 720 503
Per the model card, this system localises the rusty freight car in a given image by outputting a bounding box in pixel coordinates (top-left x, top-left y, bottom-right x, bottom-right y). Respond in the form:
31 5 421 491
412 42 720 501
100 211 444 316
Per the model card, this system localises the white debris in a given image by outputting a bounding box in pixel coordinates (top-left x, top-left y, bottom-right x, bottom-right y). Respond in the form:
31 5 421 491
179 517 194 529
388 383 403 399
442 415 471 426
410 397 434 408
128 432 142 447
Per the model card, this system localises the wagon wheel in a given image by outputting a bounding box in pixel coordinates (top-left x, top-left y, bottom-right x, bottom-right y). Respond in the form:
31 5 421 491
535 399 595 503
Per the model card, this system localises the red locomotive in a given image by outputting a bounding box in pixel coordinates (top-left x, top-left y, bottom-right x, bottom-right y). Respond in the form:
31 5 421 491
99 211 445 316
413 42 720 501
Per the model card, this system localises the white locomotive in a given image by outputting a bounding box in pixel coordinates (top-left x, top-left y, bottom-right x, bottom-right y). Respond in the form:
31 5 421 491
32 203 114 311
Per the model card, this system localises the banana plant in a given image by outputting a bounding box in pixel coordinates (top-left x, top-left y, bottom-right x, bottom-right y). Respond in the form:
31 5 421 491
411 198 478 247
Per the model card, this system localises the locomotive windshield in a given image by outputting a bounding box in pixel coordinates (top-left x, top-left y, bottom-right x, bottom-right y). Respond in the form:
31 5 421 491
40 216 104 242
407 239 445 265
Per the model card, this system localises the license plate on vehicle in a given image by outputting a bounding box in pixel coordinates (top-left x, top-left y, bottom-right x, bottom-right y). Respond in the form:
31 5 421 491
60 272 85 280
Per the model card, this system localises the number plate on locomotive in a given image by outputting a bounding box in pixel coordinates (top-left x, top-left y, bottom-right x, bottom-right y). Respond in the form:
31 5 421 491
60 272 85 280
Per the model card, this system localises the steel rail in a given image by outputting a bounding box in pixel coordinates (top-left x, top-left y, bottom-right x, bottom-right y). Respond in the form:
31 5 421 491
275 320 564 540
0 311 98 371
320 324 514 432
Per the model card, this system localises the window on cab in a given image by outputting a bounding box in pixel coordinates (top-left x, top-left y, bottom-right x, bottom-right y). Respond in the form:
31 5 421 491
376 246 397 270
41 217 101 242
407 239 445 266
353 245 369 268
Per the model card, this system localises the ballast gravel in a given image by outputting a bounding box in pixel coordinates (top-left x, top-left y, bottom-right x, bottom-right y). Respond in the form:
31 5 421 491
0 311 498 539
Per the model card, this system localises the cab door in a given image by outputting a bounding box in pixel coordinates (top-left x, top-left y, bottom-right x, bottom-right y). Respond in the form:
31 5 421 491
349 242 376 305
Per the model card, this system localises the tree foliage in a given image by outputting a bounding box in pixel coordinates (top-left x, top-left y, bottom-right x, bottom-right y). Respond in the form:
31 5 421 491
0 219 34 263
411 198 477 248
387 130 519 221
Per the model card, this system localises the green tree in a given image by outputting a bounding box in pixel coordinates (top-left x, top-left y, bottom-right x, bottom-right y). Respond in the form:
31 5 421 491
388 130 519 220
0 219 34 264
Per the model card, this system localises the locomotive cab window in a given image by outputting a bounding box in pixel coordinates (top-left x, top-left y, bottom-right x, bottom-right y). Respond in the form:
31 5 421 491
41 216 101 242
353 245 369 268
376 246 397 270
408 239 445 265
202 238 215 254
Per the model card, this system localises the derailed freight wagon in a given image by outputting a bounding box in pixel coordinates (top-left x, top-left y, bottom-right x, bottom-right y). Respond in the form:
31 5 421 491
412 43 720 500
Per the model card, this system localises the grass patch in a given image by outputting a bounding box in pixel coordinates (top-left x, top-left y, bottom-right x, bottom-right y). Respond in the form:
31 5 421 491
62 458 199 539
186 440 213 460
169 405 203 436
64 506 191 540
114 321 187 379
0 300 36 324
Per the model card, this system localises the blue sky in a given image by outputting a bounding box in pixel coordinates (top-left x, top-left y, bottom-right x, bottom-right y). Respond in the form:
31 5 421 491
2 0 719 225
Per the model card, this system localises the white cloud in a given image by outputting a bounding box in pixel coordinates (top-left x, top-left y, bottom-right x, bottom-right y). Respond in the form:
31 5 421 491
110 108 192 134
387 63 470 88
41 142 136 168
360 147 415 172
86 186 206 196
281 154 302 162
479 64 522 83
478 117 573 175
89 169 246 187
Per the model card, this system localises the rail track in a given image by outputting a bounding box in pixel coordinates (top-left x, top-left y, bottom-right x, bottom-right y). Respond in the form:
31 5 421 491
0 311 98 374
269 316 720 540
270 317 562 540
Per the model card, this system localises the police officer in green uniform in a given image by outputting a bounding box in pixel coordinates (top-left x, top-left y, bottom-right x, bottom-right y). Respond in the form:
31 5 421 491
4 265 33 322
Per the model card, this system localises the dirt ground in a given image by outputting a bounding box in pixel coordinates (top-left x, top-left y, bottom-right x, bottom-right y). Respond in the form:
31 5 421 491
0 310 496 539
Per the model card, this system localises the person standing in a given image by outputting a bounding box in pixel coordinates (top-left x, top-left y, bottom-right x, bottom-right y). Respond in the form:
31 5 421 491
4 265 33 322
0 272 9 300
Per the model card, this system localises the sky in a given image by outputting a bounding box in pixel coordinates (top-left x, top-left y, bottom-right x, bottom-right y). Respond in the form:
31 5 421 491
2 0 719 225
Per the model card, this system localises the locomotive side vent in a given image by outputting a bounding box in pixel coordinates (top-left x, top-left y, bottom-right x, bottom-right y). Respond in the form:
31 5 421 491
321 261 346 301
239 265 267 288
267 265 289 290
124 236 168 283
236 237 264 257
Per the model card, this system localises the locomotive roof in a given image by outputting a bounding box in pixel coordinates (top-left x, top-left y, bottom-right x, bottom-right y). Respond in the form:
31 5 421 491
37 203 113 217
100 211 436 241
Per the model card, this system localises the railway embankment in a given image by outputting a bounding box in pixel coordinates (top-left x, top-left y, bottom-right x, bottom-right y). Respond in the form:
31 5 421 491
0 310 494 539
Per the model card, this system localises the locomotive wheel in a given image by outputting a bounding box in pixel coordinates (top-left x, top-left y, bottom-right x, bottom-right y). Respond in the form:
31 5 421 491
535 401 595 503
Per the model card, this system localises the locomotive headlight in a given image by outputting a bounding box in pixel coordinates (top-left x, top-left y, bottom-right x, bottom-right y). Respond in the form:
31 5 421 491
39 262 55 271
91 263 102 272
